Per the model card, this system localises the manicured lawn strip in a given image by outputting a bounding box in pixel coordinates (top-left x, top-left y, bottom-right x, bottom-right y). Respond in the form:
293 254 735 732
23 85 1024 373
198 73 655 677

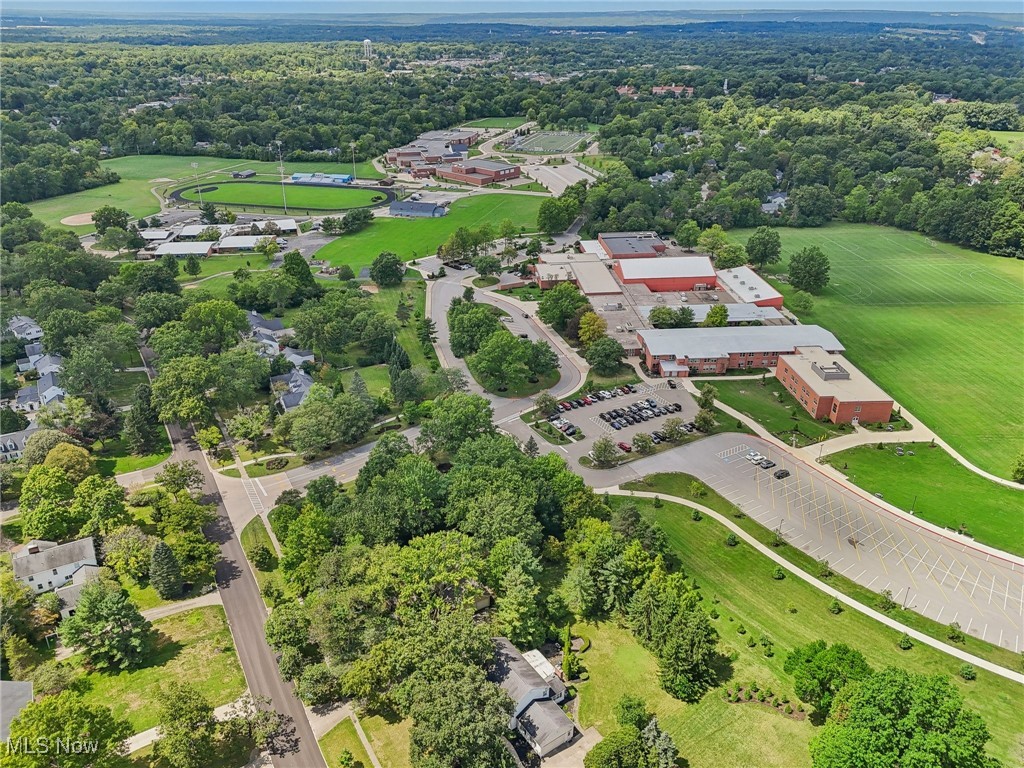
318 717 374 768
531 420 571 445
316 194 543 273
824 444 1024 556
622 473 1022 672
499 285 543 301
107 371 151 407
240 516 291 605
714 378 850 446
74 606 245 732
177 182 383 211
599 494 1021 767
94 435 171 476
576 622 813 768
465 355 559 398
462 116 528 129
246 455 304 477
733 223 1024 478
121 575 213 613
359 712 411 768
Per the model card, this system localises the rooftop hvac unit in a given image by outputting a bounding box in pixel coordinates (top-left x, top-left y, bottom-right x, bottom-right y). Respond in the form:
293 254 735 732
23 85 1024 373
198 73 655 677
754 294 761 298
739 280 745 285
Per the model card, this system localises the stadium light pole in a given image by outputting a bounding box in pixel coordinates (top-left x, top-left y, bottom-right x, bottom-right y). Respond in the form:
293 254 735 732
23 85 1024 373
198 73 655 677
190 162 205 206
350 141 358 182
275 141 289 214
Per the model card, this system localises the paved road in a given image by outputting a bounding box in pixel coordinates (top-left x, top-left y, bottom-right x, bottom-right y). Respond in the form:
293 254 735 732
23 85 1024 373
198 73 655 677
173 423 326 768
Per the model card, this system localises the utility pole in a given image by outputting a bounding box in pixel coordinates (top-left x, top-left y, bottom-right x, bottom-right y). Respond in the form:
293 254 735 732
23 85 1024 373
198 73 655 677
190 162 204 205
275 141 288 214
350 141 358 182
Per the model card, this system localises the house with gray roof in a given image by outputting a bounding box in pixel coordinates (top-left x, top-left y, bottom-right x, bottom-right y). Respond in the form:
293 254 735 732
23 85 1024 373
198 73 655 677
271 369 314 411
7 316 43 342
14 372 66 412
490 638 576 759
761 191 788 215
0 423 39 463
55 564 103 618
15 342 44 372
13 538 98 594
246 311 290 358
0 681 34 741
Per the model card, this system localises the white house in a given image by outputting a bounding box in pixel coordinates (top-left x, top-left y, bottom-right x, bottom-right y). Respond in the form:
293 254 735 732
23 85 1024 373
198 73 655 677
13 538 98 594
7 316 43 342
14 372 66 412
55 564 103 618
0 423 39 463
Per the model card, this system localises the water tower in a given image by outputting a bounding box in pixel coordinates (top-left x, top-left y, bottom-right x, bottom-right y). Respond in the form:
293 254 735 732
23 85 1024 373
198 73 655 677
363 39 373 59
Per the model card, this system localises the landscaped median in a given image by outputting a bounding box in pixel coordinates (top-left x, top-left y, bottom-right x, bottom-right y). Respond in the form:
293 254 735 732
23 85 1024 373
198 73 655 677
318 717 376 768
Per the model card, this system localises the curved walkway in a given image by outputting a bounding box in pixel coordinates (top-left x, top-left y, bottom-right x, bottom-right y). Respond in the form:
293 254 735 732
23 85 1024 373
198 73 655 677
606 488 1024 684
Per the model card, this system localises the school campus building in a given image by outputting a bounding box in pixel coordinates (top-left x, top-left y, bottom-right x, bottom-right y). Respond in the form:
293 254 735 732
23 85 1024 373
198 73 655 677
776 347 894 425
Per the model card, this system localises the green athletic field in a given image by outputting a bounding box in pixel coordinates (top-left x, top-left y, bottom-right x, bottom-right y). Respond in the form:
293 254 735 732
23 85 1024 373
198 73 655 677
27 154 383 232
462 116 528 129
734 224 1024 479
990 130 1024 159
315 194 543 273
176 181 384 211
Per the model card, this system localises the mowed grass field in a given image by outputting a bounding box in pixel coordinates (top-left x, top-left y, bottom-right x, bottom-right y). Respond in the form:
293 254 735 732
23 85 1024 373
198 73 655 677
316 193 543 273
576 495 1024 768
734 224 1024 479
990 130 1024 159
462 116 528 129
824 443 1024 555
27 154 383 232
177 181 383 211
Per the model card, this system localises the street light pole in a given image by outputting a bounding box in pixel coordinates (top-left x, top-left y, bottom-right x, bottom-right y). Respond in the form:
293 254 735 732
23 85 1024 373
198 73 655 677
190 162 204 205
275 141 288 214
350 141 358 182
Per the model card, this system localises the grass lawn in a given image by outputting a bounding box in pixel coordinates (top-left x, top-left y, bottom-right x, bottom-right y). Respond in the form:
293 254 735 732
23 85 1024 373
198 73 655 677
734 223 1024 479
74 606 245 732
246 455 304 477
360 712 411 768
623 473 1023 673
824 444 1024 555
462 116 528 129
587 494 1022 767
319 717 374 768
714 378 851 447
340 365 391 396
508 181 548 192
531 420 571 445
240 516 292 605
499 285 543 301
990 130 1024 159
472 275 499 287
577 154 630 175
107 371 151 407
368 281 437 370
465 355 559 398
176 254 267 282
316 194 543 273
177 182 384 212
121 575 214 612
126 733 254 768
94 435 172 476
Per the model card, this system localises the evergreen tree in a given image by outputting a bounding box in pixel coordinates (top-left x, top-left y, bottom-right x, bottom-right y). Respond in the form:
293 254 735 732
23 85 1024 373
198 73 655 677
58 580 152 670
150 541 183 599
524 435 539 458
495 565 546 648
183 254 202 277
348 371 372 406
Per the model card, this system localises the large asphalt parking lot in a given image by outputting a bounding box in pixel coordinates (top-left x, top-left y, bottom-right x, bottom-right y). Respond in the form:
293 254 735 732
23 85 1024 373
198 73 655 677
663 435 1024 652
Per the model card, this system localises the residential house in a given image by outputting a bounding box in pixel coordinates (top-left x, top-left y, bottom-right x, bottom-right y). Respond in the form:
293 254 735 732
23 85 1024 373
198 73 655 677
14 372 66 412
271 369 314 411
55 564 103 618
246 311 289 358
282 347 315 370
12 538 98 594
7 316 43 342
0 681 34 741
15 342 44 373
648 170 675 186
490 638 576 758
761 191 788 215
0 423 39 463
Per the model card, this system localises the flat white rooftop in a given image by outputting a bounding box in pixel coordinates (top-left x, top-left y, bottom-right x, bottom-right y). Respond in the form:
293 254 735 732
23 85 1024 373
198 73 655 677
618 256 715 280
638 324 844 359
573 261 622 295
716 266 782 304
179 223 233 238
780 347 892 402
217 236 264 249
154 242 212 256
139 229 171 240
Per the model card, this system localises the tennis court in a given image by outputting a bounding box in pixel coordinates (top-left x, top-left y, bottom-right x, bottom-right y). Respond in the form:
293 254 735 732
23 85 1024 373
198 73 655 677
507 131 593 153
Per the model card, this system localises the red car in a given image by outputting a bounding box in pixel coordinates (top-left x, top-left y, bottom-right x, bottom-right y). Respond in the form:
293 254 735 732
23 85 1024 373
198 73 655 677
617 441 632 452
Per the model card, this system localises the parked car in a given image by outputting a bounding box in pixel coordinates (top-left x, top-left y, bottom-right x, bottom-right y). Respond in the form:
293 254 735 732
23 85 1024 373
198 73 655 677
773 469 791 480
617 442 633 452
666 379 677 389
611 422 622 430
758 459 776 469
